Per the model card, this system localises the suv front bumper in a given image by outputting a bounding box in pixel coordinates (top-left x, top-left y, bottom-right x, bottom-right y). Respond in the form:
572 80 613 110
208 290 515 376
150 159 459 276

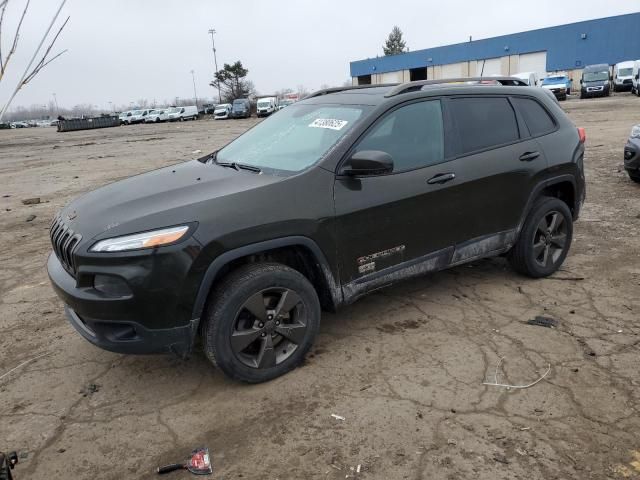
47 250 199 356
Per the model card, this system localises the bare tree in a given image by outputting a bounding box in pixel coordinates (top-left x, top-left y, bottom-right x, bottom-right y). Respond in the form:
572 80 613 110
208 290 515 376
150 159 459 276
0 0 70 121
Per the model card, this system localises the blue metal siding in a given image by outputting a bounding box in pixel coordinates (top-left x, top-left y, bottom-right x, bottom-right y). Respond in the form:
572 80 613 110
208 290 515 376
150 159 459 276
350 12 640 77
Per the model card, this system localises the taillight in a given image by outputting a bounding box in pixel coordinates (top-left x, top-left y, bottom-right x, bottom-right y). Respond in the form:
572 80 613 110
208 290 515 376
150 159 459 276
578 127 586 143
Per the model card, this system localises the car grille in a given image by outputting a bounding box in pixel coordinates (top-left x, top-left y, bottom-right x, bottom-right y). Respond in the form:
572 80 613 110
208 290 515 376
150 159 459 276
50 215 82 276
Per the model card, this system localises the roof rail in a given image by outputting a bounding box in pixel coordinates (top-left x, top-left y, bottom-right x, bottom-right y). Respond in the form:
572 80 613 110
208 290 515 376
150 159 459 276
384 77 528 97
304 83 400 99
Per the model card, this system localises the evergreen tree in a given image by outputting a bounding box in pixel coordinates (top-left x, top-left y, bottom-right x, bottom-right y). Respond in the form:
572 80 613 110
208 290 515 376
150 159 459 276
383 26 408 56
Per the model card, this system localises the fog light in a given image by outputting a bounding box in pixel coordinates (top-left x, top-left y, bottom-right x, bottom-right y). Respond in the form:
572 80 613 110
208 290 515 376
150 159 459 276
93 274 132 297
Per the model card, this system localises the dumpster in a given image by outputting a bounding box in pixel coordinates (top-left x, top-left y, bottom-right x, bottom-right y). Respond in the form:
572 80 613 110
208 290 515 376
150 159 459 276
57 116 120 132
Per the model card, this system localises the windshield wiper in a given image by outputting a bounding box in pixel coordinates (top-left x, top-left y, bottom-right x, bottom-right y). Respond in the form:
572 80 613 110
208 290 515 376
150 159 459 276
214 159 261 173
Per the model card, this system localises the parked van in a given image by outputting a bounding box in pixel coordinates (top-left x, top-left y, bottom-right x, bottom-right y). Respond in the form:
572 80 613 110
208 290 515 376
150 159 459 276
213 104 232 120
632 60 640 96
580 64 611 99
256 97 279 117
512 72 539 87
129 109 151 124
231 98 251 119
119 111 133 125
145 109 169 123
613 61 635 92
167 106 198 122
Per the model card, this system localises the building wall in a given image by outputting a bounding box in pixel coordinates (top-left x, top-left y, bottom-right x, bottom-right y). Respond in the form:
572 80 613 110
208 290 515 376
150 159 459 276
351 12 640 80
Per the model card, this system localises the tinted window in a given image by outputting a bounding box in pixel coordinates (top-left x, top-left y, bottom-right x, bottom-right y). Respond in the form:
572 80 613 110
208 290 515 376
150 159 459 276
450 97 519 155
354 100 444 172
512 97 556 137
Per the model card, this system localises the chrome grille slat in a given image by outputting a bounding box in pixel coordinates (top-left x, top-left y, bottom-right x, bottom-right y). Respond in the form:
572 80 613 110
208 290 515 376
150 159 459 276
49 215 82 277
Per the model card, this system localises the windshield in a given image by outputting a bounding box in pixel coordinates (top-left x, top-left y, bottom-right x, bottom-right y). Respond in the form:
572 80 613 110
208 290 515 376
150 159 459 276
167 107 179 113
543 77 567 85
618 68 633 77
131 110 142 115
216 103 370 173
215 104 230 109
257 101 270 107
584 71 609 82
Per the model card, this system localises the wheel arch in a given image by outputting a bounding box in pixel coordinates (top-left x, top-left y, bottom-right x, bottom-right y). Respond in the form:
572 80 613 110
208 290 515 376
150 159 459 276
192 237 342 325
517 175 578 236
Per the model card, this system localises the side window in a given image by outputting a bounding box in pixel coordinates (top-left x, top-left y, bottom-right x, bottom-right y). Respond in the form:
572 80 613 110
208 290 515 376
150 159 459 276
511 97 556 137
354 100 444 172
450 97 519 155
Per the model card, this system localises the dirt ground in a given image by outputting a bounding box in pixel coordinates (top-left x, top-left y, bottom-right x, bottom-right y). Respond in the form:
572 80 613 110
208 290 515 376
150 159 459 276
1 96 639 480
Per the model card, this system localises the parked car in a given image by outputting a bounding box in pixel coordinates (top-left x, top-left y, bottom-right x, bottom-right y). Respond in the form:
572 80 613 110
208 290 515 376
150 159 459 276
580 64 611 98
47 81 586 383
624 124 640 183
540 74 571 100
213 104 232 120
256 97 279 117
277 99 295 110
167 106 198 122
144 109 169 123
129 109 151 124
631 60 640 96
512 71 539 87
119 111 133 125
231 98 251 119
613 61 635 92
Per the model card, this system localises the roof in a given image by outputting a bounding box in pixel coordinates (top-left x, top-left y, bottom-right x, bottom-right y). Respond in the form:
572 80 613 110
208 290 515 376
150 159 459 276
351 12 640 76
300 82 550 107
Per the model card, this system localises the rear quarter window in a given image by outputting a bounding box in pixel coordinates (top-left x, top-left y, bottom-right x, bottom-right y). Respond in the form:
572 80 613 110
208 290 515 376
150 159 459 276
511 97 556 137
449 97 519 155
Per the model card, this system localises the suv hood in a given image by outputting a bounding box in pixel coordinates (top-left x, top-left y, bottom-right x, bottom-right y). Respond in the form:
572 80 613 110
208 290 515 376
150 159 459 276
60 159 280 243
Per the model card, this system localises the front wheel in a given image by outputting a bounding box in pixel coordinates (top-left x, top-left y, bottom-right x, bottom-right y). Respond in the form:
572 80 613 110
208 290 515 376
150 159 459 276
508 197 573 278
202 263 321 383
628 171 640 184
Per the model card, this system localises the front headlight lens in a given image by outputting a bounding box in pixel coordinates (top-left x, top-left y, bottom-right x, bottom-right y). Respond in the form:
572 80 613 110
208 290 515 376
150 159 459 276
90 226 189 252
631 125 640 139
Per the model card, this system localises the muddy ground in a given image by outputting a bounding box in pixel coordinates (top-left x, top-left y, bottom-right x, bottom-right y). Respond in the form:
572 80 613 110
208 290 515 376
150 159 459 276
1 96 639 480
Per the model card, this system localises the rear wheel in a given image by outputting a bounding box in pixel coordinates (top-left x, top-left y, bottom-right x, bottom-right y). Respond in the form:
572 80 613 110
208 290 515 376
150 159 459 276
508 197 573 278
202 263 321 383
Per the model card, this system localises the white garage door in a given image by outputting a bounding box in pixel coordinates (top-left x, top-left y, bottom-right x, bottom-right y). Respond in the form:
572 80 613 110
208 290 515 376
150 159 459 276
476 58 502 76
518 51 548 79
441 62 466 78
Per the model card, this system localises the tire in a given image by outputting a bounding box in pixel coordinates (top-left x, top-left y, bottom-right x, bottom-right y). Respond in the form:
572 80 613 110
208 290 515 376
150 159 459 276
508 197 573 278
202 263 321 383
628 171 640 184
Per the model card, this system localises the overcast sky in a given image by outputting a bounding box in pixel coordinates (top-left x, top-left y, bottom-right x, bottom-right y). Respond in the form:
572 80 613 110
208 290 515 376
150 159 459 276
0 0 637 111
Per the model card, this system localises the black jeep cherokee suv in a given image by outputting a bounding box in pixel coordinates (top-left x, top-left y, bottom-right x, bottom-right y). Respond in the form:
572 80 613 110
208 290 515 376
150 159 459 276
48 79 586 383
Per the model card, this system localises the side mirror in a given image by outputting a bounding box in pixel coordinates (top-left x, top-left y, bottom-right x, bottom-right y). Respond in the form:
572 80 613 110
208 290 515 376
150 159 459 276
342 150 393 176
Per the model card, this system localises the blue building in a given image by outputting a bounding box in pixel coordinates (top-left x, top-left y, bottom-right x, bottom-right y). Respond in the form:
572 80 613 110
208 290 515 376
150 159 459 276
350 12 640 86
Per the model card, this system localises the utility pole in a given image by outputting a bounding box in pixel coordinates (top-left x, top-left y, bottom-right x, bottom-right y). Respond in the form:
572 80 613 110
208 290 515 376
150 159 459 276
208 28 221 104
190 70 198 109
52 93 59 115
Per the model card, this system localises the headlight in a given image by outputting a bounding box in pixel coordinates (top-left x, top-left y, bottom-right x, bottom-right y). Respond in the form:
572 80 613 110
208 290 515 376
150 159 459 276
90 226 189 252
631 125 640 139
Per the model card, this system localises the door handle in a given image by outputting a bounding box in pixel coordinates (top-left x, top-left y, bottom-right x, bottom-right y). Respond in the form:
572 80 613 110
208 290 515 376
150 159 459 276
427 173 456 185
519 151 540 162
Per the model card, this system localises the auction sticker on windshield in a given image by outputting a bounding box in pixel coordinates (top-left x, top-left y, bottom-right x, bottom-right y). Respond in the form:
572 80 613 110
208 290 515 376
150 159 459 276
309 118 349 130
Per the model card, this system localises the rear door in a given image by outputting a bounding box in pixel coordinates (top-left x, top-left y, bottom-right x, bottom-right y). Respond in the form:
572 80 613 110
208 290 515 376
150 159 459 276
442 95 548 261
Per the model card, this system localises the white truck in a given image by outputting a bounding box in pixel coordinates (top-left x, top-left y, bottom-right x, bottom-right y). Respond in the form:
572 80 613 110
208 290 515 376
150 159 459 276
512 72 539 87
167 105 199 122
144 109 169 123
256 97 279 117
613 61 636 92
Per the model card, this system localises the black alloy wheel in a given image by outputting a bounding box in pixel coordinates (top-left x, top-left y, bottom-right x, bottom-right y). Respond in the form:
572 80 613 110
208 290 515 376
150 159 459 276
532 211 568 269
231 287 308 369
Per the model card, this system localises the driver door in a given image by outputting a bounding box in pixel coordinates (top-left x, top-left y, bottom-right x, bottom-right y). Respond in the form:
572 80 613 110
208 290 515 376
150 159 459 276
333 99 465 294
